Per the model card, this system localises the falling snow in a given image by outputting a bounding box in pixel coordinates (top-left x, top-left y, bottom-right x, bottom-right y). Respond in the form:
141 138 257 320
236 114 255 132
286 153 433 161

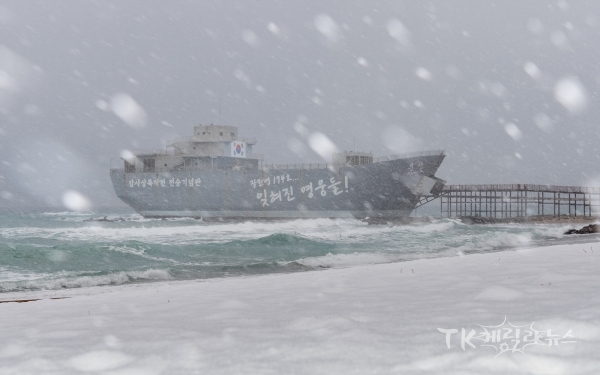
415 67 432 81
386 18 411 46
61 190 91 212
554 77 588 114
504 123 523 141
109 93 147 128
314 14 341 43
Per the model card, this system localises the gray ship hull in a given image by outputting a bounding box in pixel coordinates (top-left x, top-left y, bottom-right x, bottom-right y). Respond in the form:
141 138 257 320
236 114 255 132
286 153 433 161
110 154 445 219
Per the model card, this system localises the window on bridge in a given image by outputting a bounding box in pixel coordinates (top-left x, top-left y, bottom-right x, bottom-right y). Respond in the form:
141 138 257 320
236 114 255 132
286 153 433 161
346 155 373 165
142 158 155 173
124 160 135 173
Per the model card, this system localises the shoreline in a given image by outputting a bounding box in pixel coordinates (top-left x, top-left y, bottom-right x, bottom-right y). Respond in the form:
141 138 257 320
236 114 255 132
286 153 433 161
1 240 599 374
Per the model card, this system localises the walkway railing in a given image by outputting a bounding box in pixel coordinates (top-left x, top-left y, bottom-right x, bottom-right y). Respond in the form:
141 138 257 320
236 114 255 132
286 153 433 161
443 184 600 194
440 184 600 218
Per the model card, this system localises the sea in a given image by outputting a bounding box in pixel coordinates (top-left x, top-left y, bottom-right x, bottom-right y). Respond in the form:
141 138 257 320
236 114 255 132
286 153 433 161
0 209 596 293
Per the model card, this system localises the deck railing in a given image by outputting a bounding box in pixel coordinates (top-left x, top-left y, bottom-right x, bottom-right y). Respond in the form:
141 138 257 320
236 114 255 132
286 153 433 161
261 163 331 170
262 150 446 170
133 149 174 156
168 136 258 144
373 149 445 163
112 163 335 173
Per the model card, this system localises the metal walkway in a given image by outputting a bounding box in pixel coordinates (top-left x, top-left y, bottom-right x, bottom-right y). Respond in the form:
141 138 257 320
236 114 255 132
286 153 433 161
438 184 600 218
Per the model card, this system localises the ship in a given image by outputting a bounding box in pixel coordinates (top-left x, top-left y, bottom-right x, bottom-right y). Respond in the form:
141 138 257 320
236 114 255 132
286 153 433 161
110 124 446 219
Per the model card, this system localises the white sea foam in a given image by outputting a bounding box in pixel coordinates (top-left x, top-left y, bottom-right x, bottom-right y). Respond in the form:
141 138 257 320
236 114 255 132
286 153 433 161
294 219 460 245
42 211 94 216
453 232 533 254
106 245 190 265
107 245 146 256
292 249 458 269
0 268 54 283
0 269 171 292
293 252 396 268
393 220 459 233
0 218 369 245
0 218 494 252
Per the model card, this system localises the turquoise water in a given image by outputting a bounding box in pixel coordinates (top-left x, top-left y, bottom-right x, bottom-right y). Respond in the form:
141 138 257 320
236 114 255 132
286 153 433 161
0 210 592 292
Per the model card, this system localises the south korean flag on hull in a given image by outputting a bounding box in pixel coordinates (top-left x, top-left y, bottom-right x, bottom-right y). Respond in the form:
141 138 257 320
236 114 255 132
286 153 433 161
231 141 246 158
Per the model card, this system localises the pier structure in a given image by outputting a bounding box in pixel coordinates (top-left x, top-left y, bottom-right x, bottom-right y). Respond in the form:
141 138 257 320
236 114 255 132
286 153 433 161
438 184 600 218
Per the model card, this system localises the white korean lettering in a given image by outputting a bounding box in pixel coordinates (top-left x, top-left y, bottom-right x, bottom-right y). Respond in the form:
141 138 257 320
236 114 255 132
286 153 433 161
270 190 282 203
315 179 326 196
301 182 314 198
282 186 296 201
328 177 343 195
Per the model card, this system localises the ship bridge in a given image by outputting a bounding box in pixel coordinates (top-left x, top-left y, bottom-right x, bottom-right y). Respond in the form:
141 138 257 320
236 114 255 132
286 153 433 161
332 151 374 169
122 124 260 173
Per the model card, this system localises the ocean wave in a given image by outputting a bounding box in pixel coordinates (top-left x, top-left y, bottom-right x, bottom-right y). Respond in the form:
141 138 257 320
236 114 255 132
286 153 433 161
1 213 580 292
0 269 171 293
453 232 534 254
0 268 54 283
225 232 321 247
105 245 192 265
0 218 368 245
292 252 396 268
392 219 460 233
107 245 146 256
294 218 462 243
41 211 94 216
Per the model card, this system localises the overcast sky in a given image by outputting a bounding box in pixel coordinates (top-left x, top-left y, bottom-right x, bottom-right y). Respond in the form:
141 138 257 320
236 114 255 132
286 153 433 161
1 0 599 210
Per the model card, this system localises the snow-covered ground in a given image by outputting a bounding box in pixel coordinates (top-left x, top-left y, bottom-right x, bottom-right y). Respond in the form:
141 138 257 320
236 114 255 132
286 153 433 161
1 241 599 375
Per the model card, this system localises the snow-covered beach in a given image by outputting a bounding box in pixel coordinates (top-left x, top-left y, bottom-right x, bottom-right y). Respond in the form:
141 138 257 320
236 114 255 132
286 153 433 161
1 239 599 374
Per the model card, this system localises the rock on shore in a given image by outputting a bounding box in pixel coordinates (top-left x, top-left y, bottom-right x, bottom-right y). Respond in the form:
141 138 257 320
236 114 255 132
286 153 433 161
565 224 600 235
